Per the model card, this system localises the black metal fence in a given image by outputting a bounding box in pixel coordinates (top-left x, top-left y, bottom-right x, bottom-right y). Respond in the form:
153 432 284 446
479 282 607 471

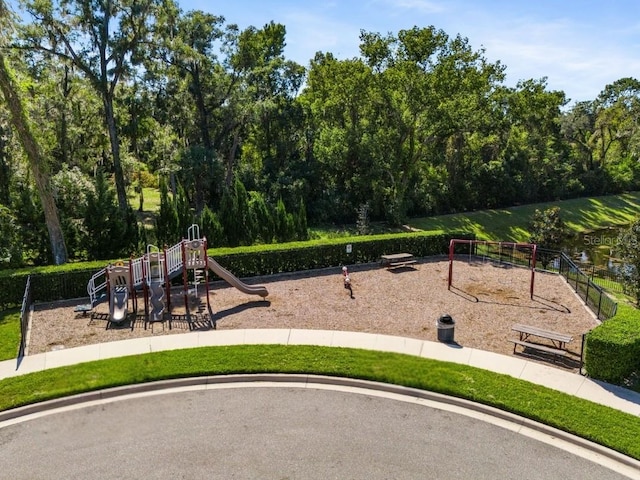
18 275 33 357
557 253 618 321
459 243 618 321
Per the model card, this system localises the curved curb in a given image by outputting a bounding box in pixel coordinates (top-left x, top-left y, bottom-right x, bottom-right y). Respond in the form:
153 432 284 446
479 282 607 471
1 373 639 474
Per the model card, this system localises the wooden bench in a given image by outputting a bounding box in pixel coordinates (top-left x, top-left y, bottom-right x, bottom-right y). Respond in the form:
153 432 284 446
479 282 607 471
380 253 417 269
510 323 573 362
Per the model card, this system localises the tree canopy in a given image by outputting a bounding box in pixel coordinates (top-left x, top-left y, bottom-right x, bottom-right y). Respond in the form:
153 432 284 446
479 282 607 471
0 1 638 265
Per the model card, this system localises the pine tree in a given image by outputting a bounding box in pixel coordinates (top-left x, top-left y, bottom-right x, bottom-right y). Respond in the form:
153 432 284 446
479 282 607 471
84 171 136 260
274 197 295 243
175 182 194 239
295 198 309 240
198 206 223 248
155 179 179 246
249 191 274 244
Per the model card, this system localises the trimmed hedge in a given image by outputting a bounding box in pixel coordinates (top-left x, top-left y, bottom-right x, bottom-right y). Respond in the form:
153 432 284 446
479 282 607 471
210 231 472 278
0 231 473 308
584 303 640 384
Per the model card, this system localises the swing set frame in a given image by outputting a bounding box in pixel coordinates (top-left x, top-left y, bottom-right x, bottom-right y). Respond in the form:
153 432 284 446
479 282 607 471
447 239 538 299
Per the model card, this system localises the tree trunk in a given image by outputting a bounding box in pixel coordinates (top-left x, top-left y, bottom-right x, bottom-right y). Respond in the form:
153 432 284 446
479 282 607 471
0 53 68 264
103 94 129 211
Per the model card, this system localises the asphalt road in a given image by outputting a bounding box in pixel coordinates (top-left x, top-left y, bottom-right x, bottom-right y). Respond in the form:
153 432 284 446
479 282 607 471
0 385 634 480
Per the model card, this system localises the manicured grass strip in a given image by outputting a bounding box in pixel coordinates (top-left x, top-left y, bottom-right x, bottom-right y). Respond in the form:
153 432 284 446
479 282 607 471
1 345 639 460
410 192 640 242
0 309 20 361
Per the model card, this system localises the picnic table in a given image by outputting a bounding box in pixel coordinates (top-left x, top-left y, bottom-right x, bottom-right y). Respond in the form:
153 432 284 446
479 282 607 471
380 253 417 269
510 323 573 362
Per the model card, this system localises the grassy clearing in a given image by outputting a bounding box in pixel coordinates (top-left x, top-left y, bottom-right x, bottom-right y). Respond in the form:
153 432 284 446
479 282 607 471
0 309 20 361
409 192 640 241
127 186 161 213
1 344 639 460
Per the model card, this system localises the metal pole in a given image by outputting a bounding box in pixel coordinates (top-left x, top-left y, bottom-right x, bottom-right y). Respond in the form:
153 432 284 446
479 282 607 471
579 333 586 375
530 244 537 299
448 239 454 290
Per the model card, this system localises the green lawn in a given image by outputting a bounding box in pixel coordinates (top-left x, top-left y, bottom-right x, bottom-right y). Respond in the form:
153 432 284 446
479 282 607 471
409 192 640 241
127 186 161 213
1 345 639 461
0 309 20 361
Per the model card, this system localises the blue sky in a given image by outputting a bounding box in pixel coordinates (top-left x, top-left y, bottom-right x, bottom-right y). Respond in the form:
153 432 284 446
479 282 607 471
183 0 640 105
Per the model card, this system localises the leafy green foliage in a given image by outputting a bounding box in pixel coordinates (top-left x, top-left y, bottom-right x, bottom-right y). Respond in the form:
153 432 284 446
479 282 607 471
585 303 640 384
0 205 23 267
84 171 139 260
198 205 223 248
529 206 568 249
528 206 568 268
175 182 194 239
3 7 640 266
248 191 274 244
14 182 49 266
615 218 640 303
274 197 295 243
154 179 179 246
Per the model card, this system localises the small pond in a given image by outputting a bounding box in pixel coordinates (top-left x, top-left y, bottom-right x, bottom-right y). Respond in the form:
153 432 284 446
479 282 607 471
561 227 626 267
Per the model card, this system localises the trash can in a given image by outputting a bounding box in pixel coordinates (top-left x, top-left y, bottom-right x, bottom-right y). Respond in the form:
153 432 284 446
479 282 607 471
437 314 455 343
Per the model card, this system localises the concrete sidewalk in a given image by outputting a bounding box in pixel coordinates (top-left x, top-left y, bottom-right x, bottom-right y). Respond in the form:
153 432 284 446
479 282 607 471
1 329 639 416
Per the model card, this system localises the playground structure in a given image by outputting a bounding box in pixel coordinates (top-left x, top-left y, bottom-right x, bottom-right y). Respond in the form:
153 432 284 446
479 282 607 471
87 224 268 329
448 239 538 299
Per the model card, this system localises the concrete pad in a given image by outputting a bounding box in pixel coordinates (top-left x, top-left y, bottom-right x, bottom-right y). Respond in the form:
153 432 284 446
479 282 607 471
331 331 378 350
468 349 527 378
44 344 101 370
288 329 334 346
99 338 152 360
373 334 423 356
150 332 199 352
243 329 290 345
197 329 246 347
519 361 586 395
419 340 473 365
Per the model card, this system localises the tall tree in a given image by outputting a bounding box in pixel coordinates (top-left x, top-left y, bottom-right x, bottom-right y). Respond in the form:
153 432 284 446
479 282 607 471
21 0 167 211
0 1 67 264
616 218 640 305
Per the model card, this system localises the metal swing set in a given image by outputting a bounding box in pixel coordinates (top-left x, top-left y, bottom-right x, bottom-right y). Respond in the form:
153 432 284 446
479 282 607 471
447 239 538 299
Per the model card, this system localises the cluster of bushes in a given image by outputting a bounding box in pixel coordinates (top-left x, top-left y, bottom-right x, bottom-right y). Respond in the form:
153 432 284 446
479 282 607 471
585 304 640 384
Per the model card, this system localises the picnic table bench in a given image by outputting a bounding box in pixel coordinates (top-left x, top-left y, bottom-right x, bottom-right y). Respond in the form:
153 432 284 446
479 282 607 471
510 323 573 362
380 253 417 269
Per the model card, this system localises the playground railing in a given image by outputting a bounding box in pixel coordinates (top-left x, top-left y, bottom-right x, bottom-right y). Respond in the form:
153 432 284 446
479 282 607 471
130 256 145 288
166 242 184 278
87 268 107 307
557 252 618 321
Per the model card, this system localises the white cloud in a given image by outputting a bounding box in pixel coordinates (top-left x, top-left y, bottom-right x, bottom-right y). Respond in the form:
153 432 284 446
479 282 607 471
282 9 362 64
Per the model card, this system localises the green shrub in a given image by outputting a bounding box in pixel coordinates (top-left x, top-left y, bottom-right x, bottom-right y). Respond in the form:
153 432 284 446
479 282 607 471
584 303 640 384
210 231 472 278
